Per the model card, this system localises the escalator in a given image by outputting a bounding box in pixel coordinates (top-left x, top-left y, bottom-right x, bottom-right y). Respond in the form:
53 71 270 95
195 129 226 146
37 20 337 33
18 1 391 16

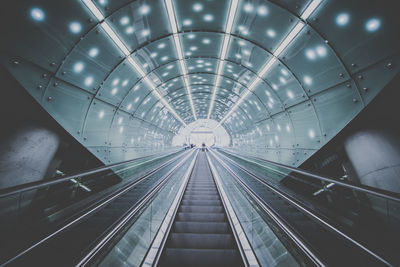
210 149 395 266
2 148 398 266
0 149 194 266
158 151 244 267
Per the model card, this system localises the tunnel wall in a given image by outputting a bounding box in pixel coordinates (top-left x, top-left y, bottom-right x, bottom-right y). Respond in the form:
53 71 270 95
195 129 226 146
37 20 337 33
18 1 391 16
226 55 399 167
3 59 177 164
223 0 400 166
1 0 399 167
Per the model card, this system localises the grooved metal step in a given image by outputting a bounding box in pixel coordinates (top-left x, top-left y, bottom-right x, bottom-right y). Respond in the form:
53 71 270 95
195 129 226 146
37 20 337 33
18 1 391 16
161 248 242 267
158 151 244 267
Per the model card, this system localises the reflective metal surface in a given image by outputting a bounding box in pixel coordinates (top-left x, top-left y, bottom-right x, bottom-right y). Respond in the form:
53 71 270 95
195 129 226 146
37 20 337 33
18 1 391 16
1 0 399 165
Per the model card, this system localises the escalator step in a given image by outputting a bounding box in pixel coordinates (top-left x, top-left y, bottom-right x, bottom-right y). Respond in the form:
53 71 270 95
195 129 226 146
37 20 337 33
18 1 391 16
184 191 218 196
179 205 224 213
176 212 226 222
183 195 220 201
172 221 230 234
167 233 236 249
185 188 216 191
159 248 242 267
181 200 222 206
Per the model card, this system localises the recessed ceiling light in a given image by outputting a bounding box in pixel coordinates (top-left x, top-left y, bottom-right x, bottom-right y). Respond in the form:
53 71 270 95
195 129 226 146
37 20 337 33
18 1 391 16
266 29 276 38
30 7 45 21
204 14 214 22
125 26 134 34
183 19 192 26
336 13 350 26
365 18 381 32
88 47 99 57
257 6 268 16
141 29 150 37
243 3 254 13
73 62 84 73
139 4 150 15
69 22 82 34
193 3 203 12
120 16 130 25
112 78 119 86
316 45 327 57
84 76 94 86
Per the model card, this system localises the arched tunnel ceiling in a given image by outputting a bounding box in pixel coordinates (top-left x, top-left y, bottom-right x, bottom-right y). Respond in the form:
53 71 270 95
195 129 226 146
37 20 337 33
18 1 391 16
1 0 399 164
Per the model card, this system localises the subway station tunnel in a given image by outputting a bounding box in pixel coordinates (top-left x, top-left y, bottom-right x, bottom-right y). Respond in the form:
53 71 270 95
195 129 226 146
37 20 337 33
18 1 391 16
0 0 400 266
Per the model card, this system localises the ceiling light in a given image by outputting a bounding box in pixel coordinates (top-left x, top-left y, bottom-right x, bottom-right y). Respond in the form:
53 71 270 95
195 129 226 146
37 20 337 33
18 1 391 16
69 22 82 34
336 13 350 26
274 21 305 57
101 21 130 56
193 3 203 12
365 18 381 32
139 4 151 15
125 26 134 34
257 6 268 16
81 0 104 21
120 17 130 25
208 0 239 119
266 29 276 38
88 47 99 57
258 57 277 77
301 0 322 20
73 62 84 73
204 14 214 22
165 0 197 120
30 7 45 21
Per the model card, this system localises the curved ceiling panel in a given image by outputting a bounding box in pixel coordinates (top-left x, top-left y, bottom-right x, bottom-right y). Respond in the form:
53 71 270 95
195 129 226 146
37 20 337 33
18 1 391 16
1 0 399 165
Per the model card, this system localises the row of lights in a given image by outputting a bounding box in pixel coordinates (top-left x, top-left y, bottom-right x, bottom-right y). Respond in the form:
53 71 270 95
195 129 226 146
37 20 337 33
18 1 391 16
207 0 239 119
80 0 187 126
165 0 197 120
218 0 323 126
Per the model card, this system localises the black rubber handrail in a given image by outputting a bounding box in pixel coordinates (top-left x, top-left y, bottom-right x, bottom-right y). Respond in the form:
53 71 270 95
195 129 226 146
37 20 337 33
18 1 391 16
210 149 391 266
1 149 193 267
217 148 400 203
76 150 197 266
0 149 183 198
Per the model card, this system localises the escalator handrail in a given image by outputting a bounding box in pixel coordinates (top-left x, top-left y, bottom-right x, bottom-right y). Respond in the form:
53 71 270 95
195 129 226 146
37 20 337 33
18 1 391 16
1 150 193 267
76 149 196 266
205 152 260 267
209 150 324 266
0 148 183 198
210 149 391 266
218 148 400 203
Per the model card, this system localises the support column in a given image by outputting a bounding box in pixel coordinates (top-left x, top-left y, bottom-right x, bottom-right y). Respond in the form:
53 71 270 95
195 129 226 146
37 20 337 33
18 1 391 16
0 125 60 189
344 128 400 193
